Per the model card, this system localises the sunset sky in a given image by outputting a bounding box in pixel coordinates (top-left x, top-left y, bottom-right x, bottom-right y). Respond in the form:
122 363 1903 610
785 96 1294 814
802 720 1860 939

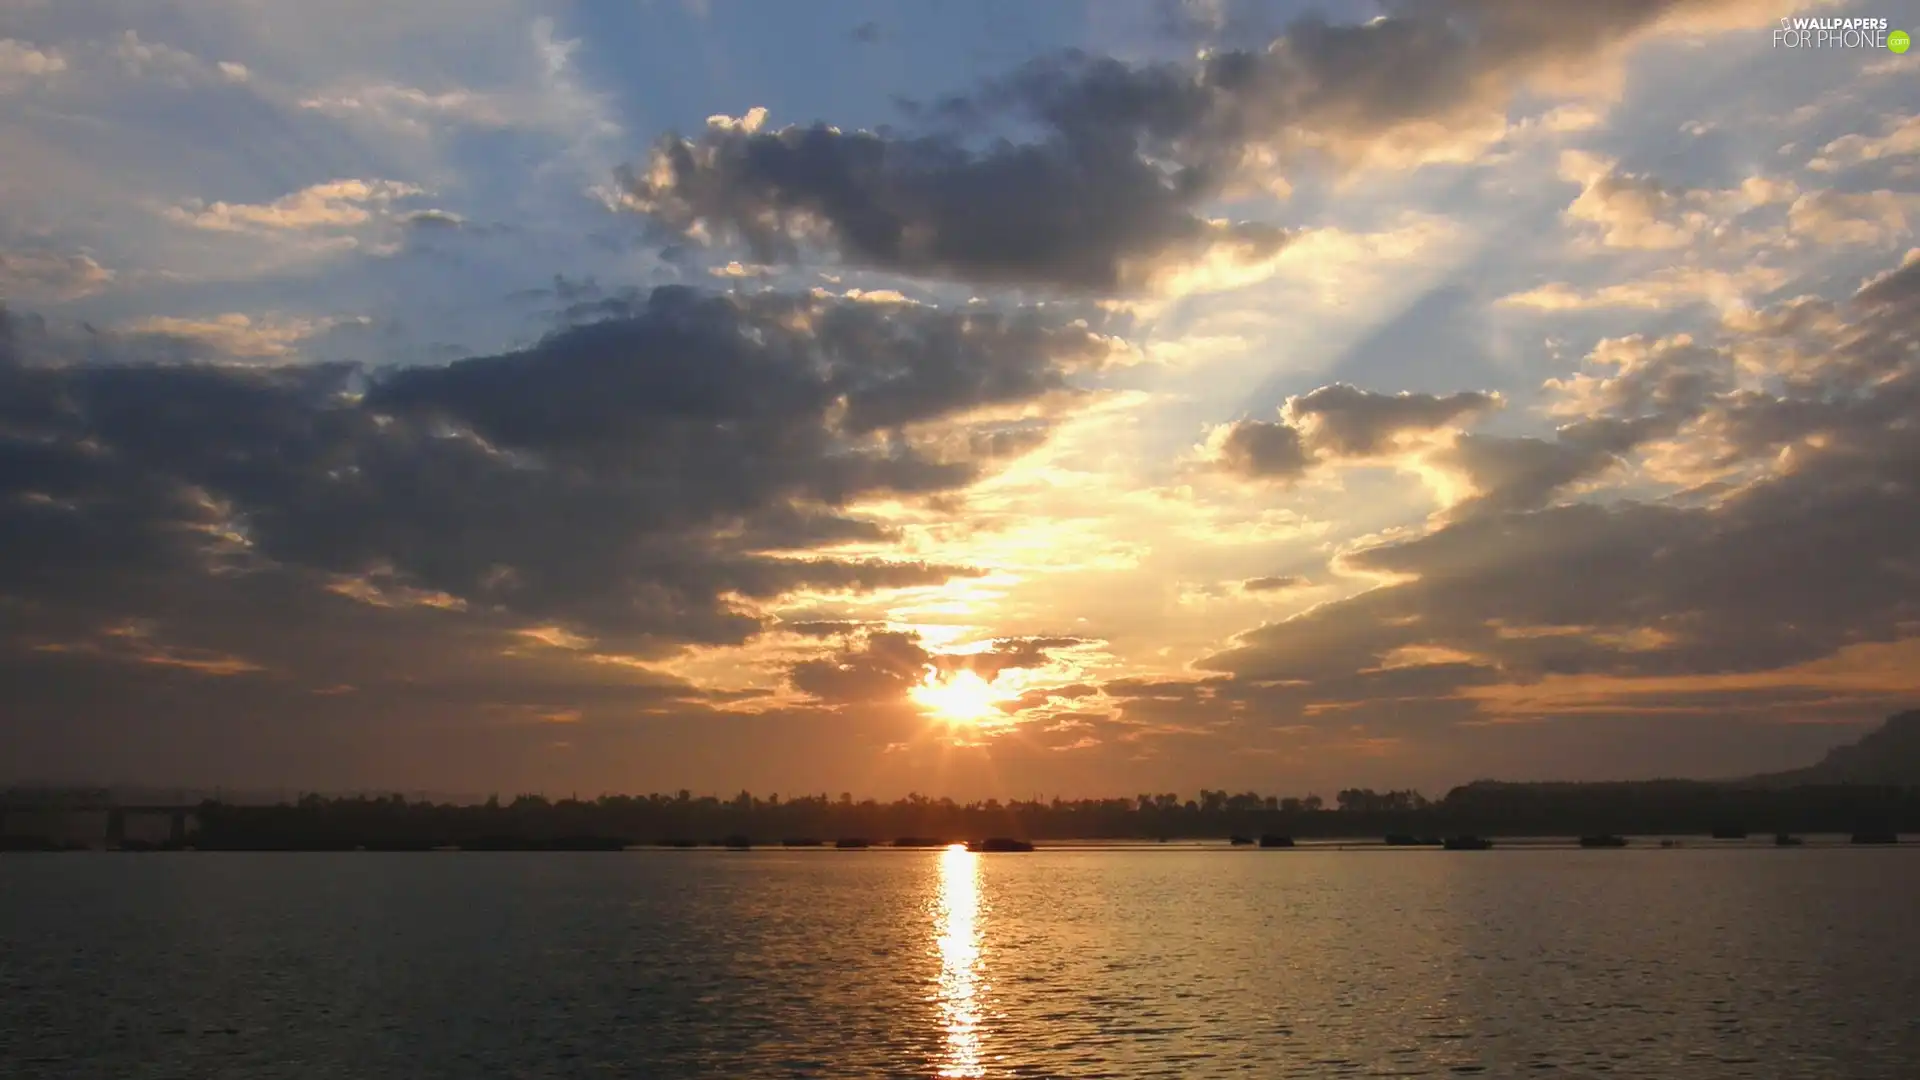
3 0 1918 800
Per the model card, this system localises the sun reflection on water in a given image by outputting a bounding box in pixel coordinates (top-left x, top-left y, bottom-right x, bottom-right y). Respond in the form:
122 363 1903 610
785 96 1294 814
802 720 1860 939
935 843 985 1078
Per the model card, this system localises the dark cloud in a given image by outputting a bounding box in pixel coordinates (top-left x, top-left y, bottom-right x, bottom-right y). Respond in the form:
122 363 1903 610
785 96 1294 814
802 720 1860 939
620 118 1291 294
942 635 1090 679
1212 405 1920 684
1214 384 1500 480
789 630 1089 705
1416 335 1739 516
1554 335 1733 418
1009 682 1099 712
619 0 1771 293
1213 417 1310 479
1434 433 1622 515
395 210 511 242
1286 384 1499 456
1187 249 1920 737
1241 575 1306 592
403 210 466 230
1856 252 1920 310
777 620 869 639
790 630 932 705
0 287 1106 708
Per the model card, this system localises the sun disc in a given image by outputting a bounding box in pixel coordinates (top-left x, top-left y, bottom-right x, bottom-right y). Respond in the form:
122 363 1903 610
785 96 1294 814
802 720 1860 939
909 669 1005 726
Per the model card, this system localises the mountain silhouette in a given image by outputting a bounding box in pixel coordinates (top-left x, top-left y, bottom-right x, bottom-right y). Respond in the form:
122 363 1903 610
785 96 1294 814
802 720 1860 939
1750 709 1920 786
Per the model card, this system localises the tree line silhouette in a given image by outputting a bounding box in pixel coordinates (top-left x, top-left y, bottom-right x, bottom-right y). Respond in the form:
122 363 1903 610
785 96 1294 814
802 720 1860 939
174 781 1920 850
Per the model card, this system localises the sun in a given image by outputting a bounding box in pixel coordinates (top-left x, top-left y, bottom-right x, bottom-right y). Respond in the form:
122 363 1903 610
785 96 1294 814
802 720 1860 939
909 669 1008 726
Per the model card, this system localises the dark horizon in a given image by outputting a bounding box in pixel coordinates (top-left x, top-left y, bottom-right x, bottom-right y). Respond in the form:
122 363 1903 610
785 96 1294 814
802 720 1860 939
11 782 1919 854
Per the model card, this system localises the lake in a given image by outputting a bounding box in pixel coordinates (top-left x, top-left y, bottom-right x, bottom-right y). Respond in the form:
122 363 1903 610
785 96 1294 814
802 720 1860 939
3 847 1917 1078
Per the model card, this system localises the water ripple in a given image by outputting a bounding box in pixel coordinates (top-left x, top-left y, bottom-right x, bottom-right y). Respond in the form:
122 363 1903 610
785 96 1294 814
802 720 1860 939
2 849 1918 1077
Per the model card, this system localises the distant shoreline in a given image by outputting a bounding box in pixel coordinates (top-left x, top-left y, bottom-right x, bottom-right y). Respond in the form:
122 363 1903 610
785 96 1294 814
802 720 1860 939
7 785 1917 856
4 833 1911 854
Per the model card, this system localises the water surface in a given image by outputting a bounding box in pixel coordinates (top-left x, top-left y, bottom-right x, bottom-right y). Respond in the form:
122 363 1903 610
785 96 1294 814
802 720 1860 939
3 848 1917 1078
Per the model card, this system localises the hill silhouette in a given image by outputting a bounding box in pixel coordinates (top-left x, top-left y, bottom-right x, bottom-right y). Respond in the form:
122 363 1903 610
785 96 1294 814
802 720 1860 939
1748 709 1920 787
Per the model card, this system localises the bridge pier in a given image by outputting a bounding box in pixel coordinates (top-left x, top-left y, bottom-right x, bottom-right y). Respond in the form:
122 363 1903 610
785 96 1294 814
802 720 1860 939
0 803 199 848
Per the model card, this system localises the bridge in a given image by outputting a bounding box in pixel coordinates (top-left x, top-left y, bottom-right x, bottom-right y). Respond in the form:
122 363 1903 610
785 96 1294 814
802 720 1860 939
0 802 201 848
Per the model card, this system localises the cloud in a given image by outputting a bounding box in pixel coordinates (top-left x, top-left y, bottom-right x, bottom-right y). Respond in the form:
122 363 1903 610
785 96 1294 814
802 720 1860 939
155 179 435 271
1554 151 1800 252
790 630 932 704
0 286 1110 694
1287 384 1500 457
1785 190 1919 247
298 83 522 133
1427 428 1634 516
1182 247 1920 741
118 313 351 361
1208 341 1711 518
0 248 112 302
30 619 265 678
618 110 1294 295
616 0 1795 294
401 209 469 230
110 30 246 89
1544 334 1733 419
1855 248 1920 309
788 628 1089 714
1208 417 1311 480
0 38 66 88
166 179 426 234
1208 385 1501 481
1558 152 1710 250
1498 265 1789 312
1214 337 1728 518
1808 114 1920 173
1241 575 1306 593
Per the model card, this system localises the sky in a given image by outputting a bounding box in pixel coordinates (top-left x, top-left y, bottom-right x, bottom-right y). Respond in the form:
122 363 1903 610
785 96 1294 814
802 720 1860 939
3 0 1919 800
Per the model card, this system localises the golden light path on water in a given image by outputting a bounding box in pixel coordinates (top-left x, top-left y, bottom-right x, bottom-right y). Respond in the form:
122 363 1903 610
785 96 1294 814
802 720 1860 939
935 843 985 1078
